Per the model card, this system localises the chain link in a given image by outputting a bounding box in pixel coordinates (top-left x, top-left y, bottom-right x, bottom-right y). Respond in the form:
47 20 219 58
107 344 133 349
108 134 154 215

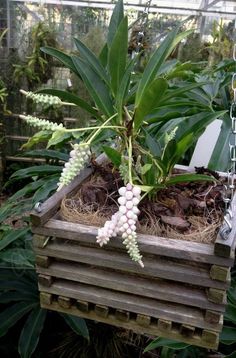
219 44 236 240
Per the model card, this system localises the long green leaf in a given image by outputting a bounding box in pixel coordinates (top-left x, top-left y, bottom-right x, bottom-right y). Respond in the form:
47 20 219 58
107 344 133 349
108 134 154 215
47 130 71 148
21 130 52 150
135 27 179 106
24 149 69 162
36 89 99 118
0 302 36 337
71 56 114 117
0 248 35 268
0 292 36 303
108 16 128 96
10 165 62 180
107 0 124 47
74 37 109 85
144 337 190 352
220 326 236 345
167 173 215 186
8 179 47 202
40 47 77 73
102 146 121 167
18 306 47 358
32 176 58 204
134 78 168 132
0 228 29 251
61 313 89 340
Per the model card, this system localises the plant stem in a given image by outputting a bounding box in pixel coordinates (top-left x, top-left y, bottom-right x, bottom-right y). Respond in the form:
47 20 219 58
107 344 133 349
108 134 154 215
86 113 118 144
128 136 133 184
66 125 125 133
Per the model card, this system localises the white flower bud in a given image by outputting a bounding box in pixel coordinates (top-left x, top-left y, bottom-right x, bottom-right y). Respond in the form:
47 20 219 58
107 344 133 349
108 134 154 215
118 197 126 206
126 201 133 210
132 186 141 197
119 206 127 214
118 187 126 196
125 191 133 200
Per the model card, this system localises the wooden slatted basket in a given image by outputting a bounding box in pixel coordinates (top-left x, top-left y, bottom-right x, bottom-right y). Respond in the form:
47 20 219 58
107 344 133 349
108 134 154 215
31 165 236 350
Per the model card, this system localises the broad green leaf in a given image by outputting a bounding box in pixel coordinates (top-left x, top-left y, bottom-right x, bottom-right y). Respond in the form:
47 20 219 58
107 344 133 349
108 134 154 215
224 303 236 325
145 131 162 157
37 89 99 118
0 228 29 251
60 313 89 340
220 326 236 345
160 82 207 104
18 306 47 358
10 165 62 180
134 78 168 132
107 0 124 47
99 44 108 67
167 173 215 186
225 351 236 358
40 47 77 73
71 56 114 118
102 146 121 167
0 302 36 337
0 248 35 268
108 16 128 96
47 129 71 148
208 114 230 171
21 130 52 150
0 292 36 303
135 27 179 106
141 164 152 175
32 176 59 204
115 55 137 122
8 179 47 202
74 37 109 85
144 337 190 352
24 149 69 162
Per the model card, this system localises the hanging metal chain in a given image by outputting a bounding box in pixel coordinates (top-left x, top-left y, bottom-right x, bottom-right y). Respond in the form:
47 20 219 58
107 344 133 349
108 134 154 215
219 43 236 240
132 0 152 56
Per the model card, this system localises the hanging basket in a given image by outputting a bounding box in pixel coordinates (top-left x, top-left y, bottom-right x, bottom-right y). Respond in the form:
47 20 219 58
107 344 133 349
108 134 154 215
31 166 236 350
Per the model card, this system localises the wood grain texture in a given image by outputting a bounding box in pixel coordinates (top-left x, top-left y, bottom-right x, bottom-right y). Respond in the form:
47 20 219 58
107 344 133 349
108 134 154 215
40 299 219 349
58 296 71 309
36 255 51 268
38 274 52 287
32 219 234 267
210 265 231 282
205 311 222 324
34 242 230 289
136 314 151 327
180 324 195 338
36 261 226 312
38 280 222 331
207 288 227 304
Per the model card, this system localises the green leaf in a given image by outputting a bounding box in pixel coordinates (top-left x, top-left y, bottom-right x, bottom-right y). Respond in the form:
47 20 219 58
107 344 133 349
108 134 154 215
74 37 109 85
220 326 236 345
10 165 62 181
8 179 47 202
40 47 77 73
225 351 236 358
32 176 58 204
145 131 162 157
134 78 168 132
141 164 152 175
21 130 52 150
71 56 114 118
0 292 36 303
167 173 215 186
0 302 36 337
144 337 190 352
18 306 47 358
24 149 69 162
0 228 29 251
0 248 35 268
224 303 236 325
60 313 89 340
135 27 179 107
37 89 99 118
47 129 71 148
108 16 128 96
107 0 124 47
102 146 121 167
99 44 108 67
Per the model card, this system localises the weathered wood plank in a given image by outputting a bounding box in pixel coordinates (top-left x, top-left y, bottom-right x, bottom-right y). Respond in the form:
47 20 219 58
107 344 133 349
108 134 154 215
136 314 151 327
158 319 172 331
36 261 226 311
95 304 109 318
76 300 89 312
33 235 48 248
32 219 234 267
40 292 52 305
36 255 51 268
180 324 195 337
38 274 52 287
58 296 71 309
38 280 222 331
210 265 231 282
115 310 130 322
31 167 93 227
202 330 219 347
207 288 227 304
205 311 222 324
40 300 219 350
35 242 230 289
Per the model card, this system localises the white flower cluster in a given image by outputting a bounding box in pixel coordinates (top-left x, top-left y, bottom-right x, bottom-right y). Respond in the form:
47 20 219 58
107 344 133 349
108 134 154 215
57 143 91 191
20 115 64 131
26 92 62 107
96 183 144 267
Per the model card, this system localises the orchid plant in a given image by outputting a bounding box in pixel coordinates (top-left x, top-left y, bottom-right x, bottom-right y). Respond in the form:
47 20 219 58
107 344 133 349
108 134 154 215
21 0 226 266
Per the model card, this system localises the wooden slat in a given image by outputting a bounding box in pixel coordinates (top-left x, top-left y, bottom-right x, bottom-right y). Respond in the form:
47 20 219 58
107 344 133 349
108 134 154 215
32 218 234 267
40 300 219 349
34 241 229 289
207 288 227 304
36 261 226 311
38 280 222 331
210 266 231 282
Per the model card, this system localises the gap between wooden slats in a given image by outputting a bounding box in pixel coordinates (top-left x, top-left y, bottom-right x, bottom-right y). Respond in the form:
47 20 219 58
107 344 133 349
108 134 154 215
32 218 234 267
36 261 225 312
34 241 229 289
38 279 222 332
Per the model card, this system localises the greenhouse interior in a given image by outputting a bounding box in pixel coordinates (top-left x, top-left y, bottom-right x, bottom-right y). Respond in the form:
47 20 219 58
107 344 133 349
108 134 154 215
1 0 236 357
